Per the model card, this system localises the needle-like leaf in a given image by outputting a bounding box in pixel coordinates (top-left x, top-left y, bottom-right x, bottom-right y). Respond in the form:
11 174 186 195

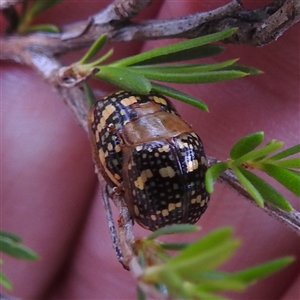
0 271 12 291
237 167 293 211
205 162 229 193
130 69 248 84
269 144 300 160
269 158 300 169
0 237 39 260
231 166 264 207
233 141 283 165
83 83 97 106
161 242 190 251
27 0 63 19
79 35 108 64
131 59 238 74
150 82 208 111
167 227 233 266
147 224 199 240
261 164 300 196
0 230 22 243
229 257 295 285
95 66 152 94
111 28 237 67
230 132 264 160
131 44 225 66
221 64 263 75
23 24 60 33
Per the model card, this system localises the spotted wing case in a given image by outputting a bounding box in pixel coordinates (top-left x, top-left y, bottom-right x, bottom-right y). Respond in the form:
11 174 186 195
88 90 210 231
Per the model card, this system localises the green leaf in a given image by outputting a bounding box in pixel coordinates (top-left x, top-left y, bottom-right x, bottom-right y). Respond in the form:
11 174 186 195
269 144 300 160
151 82 208 111
23 24 60 33
205 162 229 193
130 69 248 84
167 227 233 264
27 0 63 19
270 158 300 169
0 237 39 260
138 252 146 269
147 224 199 240
188 289 229 300
112 28 237 67
166 227 237 271
160 242 190 251
233 141 284 165
167 238 240 279
83 83 97 107
261 164 300 196
231 165 264 207
0 230 22 243
194 256 293 294
221 64 263 75
230 132 265 160
158 269 187 297
237 167 293 211
289 170 300 177
86 49 114 67
130 44 225 66
131 59 238 74
79 35 108 64
0 271 12 291
195 272 247 292
95 66 152 94
137 286 146 300
229 256 295 285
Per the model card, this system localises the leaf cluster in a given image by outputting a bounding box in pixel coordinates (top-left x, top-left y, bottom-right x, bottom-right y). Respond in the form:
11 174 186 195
0 230 39 290
206 131 300 210
16 0 63 33
77 28 261 112
135 225 294 300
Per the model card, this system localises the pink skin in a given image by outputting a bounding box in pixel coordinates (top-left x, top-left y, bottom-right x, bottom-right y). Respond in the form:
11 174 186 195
1 1 299 299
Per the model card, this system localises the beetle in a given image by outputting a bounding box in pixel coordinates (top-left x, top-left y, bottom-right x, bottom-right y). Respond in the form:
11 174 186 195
88 90 210 231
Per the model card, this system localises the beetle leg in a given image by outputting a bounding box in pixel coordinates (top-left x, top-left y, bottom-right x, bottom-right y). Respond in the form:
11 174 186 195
101 184 130 270
112 183 124 195
107 123 123 139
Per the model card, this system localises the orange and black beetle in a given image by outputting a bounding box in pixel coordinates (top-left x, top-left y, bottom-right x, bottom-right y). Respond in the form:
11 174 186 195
88 90 210 231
